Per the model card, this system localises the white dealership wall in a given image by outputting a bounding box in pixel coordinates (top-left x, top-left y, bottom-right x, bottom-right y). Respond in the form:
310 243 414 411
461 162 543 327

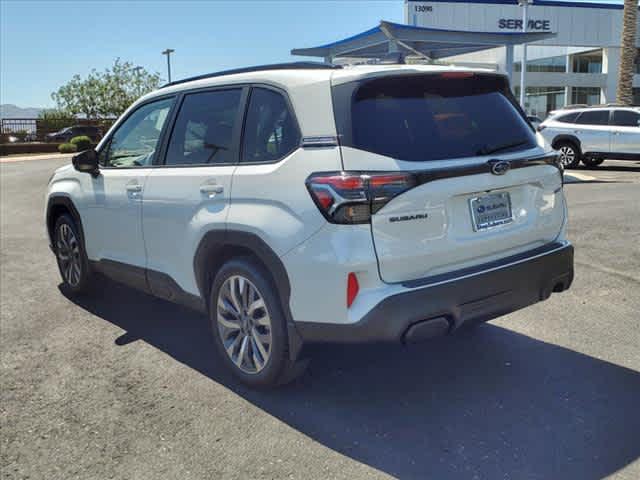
405 0 640 108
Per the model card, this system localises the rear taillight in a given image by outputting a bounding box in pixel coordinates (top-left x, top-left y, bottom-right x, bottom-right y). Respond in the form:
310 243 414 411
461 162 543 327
439 71 475 79
306 172 416 224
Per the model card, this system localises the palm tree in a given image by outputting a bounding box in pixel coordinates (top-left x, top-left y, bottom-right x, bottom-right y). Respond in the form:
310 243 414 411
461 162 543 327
616 0 638 105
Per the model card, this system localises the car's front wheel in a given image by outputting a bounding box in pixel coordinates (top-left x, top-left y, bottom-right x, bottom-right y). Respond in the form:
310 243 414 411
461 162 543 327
209 257 307 388
556 141 581 169
53 214 92 294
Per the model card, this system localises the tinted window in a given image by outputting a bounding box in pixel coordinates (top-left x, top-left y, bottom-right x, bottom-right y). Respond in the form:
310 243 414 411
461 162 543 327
333 74 536 161
241 88 299 163
576 110 610 126
100 98 173 168
612 110 640 127
556 112 580 124
166 89 242 165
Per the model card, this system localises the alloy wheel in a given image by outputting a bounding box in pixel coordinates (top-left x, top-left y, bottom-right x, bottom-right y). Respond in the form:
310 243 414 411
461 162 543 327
56 223 82 286
216 275 272 374
558 146 576 167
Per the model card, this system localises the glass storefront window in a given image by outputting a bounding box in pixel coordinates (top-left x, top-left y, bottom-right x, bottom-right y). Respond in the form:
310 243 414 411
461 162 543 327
572 50 603 73
514 55 566 73
514 86 566 117
571 87 601 106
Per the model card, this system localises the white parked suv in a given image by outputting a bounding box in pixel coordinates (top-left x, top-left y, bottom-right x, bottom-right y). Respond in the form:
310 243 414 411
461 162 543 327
539 105 640 168
46 62 574 387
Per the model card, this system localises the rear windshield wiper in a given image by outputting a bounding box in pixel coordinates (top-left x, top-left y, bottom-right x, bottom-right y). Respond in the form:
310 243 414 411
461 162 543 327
476 139 530 156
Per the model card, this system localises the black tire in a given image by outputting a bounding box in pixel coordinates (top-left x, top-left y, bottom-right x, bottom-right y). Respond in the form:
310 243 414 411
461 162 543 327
555 141 581 169
53 214 93 294
209 257 307 388
581 157 605 168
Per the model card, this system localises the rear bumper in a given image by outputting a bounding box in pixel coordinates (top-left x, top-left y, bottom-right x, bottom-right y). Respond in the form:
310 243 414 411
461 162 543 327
295 241 574 344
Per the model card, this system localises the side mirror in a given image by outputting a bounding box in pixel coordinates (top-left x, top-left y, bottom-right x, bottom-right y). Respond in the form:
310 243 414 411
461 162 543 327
72 149 99 176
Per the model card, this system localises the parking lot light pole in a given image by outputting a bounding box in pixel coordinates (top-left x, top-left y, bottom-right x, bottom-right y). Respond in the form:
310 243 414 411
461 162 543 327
518 0 533 111
161 48 175 83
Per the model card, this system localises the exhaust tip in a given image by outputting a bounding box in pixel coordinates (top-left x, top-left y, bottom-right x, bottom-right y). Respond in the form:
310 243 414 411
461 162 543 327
403 317 451 344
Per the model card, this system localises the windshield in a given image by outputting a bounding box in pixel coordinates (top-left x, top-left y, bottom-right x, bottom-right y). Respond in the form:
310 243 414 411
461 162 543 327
332 73 536 161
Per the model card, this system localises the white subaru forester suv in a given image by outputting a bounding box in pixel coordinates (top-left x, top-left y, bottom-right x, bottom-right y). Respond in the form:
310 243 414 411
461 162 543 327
46 62 574 387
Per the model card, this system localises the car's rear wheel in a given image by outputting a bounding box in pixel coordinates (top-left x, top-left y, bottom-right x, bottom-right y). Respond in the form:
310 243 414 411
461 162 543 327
209 257 307 387
53 214 92 294
581 157 605 168
556 141 581 169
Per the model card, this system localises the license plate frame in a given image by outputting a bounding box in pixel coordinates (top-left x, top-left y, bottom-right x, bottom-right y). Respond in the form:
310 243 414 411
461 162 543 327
469 192 513 231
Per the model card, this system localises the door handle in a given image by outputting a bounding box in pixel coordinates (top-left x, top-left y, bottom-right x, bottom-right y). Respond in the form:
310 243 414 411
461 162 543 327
199 184 224 195
126 183 142 193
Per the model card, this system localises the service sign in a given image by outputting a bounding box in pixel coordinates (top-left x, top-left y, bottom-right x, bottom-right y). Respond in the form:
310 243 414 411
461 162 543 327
405 0 629 48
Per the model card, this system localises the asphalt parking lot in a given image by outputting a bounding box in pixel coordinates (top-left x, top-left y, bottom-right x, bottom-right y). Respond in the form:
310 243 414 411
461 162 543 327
2 156 639 480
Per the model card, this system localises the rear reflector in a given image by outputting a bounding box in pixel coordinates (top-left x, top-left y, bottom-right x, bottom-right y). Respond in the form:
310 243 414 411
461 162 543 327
347 272 359 308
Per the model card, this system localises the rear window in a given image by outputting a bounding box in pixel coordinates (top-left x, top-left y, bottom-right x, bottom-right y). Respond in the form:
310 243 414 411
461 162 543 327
555 112 580 123
332 73 536 161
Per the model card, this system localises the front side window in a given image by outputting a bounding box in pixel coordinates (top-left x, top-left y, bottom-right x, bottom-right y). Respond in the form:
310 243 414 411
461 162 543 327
100 98 173 168
333 74 536 161
575 110 609 126
241 88 300 163
165 89 243 165
612 110 640 127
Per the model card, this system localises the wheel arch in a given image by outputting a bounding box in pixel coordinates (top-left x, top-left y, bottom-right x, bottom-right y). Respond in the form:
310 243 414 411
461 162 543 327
552 135 582 153
46 196 85 249
193 230 303 359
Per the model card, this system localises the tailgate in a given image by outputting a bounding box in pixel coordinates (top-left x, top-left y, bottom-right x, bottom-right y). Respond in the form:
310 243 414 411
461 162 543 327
369 161 564 283
331 70 565 283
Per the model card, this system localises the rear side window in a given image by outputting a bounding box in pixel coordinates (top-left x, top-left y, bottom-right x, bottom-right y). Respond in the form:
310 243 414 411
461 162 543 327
612 110 640 127
241 87 300 163
555 112 580 123
575 110 609 126
166 89 242 165
332 74 536 161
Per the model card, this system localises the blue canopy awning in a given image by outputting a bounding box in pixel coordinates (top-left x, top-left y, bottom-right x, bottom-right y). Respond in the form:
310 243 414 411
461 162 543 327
291 21 557 61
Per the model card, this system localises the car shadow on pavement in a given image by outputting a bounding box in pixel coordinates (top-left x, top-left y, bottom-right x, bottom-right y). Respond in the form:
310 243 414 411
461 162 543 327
576 163 640 173
61 279 640 480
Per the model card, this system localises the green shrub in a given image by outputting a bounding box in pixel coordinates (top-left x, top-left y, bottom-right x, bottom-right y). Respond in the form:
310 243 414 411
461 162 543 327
58 143 78 154
70 135 92 151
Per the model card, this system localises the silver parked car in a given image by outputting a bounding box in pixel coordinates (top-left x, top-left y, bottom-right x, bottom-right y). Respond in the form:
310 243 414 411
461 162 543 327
539 105 640 168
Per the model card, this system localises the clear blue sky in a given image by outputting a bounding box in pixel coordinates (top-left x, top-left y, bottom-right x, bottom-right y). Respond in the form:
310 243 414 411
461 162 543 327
0 0 402 108
0 0 624 109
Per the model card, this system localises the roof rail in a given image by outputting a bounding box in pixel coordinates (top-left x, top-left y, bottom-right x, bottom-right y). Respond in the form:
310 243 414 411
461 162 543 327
590 103 625 108
161 62 342 88
561 104 588 109
561 103 639 110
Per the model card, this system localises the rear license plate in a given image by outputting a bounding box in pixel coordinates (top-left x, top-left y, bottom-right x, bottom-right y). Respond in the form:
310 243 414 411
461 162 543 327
469 192 513 231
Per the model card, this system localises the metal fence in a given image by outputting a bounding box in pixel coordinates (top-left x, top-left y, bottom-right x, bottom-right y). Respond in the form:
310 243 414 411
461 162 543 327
1 118 116 143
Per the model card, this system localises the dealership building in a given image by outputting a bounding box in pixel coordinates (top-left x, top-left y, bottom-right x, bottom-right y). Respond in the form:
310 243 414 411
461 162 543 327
293 0 640 117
